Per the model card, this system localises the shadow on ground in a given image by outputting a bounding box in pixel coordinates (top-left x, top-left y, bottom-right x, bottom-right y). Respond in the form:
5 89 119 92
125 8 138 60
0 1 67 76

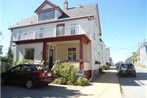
1 85 90 98
91 68 120 84
119 71 147 86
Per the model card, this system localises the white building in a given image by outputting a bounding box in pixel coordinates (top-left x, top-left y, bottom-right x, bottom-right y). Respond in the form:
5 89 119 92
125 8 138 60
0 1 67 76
139 42 147 66
105 48 110 64
9 0 103 79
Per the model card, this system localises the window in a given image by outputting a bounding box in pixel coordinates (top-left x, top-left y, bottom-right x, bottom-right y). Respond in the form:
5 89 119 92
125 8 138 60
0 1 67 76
20 65 32 72
24 48 34 60
71 24 78 34
11 66 21 72
38 10 55 21
68 48 76 61
56 24 65 36
39 28 44 38
18 31 22 40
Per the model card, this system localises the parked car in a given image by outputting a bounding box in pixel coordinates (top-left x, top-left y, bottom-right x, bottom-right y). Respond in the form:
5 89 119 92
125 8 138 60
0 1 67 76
117 63 136 77
1 64 54 89
115 61 123 70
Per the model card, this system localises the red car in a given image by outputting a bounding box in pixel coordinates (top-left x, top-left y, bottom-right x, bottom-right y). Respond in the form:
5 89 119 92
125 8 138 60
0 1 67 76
1 64 54 89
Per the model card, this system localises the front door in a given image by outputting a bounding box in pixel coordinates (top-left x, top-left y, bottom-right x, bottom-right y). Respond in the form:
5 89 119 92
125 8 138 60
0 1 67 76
49 49 54 70
56 24 65 36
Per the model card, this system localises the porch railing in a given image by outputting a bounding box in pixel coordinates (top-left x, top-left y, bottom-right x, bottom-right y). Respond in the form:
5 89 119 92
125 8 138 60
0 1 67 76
14 25 83 41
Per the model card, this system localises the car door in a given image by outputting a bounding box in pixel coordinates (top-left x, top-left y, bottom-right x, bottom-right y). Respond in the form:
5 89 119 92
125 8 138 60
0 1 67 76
19 65 32 84
6 65 21 84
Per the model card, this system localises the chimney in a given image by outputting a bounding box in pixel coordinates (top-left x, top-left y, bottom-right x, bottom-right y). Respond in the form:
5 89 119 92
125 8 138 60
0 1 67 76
64 0 68 10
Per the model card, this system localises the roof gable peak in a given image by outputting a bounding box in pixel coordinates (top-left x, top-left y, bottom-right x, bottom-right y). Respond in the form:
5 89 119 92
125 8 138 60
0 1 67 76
35 0 63 14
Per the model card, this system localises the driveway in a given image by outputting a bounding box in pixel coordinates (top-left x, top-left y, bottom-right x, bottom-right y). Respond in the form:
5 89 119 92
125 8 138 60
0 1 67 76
1 67 122 98
1 84 83 98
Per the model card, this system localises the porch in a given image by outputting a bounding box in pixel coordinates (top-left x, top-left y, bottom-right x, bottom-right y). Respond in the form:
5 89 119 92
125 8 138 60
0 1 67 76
15 34 91 71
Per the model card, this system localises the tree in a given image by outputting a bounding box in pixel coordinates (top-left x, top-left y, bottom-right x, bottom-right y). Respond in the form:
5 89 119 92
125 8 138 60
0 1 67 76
131 51 140 63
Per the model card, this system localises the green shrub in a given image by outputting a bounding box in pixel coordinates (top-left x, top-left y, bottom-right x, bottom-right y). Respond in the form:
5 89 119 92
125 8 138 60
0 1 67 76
17 59 33 65
53 77 67 84
101 64 109 70
53 63 81 85
77 76 89 86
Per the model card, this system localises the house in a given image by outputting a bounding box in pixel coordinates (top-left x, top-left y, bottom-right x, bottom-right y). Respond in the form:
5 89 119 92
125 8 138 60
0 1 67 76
99 38 111 65
9 0 102 79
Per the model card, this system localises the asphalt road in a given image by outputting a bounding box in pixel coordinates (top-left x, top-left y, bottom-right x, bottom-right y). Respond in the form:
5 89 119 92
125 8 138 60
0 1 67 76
119 66 147 98
1 84 83 98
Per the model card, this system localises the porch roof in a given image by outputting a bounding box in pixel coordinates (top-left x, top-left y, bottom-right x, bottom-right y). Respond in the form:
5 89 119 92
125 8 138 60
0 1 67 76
14 34 91 45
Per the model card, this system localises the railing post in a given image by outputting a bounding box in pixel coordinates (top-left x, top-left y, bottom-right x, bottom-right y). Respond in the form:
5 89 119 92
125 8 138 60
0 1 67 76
16 33 19 41
78 25 80 34
33 31 35 39
54 28 56 37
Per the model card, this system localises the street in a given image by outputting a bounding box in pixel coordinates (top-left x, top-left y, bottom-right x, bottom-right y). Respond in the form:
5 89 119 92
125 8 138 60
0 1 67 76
119 66 147 98
1 84 84 98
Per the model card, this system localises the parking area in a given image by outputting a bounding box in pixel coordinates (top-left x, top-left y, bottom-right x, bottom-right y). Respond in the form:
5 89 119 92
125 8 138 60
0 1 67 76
1 84 84 98
1 67 122 98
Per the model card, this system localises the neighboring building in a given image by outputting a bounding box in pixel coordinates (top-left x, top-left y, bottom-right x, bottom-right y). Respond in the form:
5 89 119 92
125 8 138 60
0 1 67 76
105 48 110 64
99 39 111 65
9 0 102 79
139 42 147 66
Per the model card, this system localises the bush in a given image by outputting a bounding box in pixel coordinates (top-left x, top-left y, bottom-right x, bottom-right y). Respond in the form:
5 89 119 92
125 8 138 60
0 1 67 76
53 77 67 85
53 63 77 85
17 59 33 65
101 64 109 70
77 76 89 86
53 63 89 86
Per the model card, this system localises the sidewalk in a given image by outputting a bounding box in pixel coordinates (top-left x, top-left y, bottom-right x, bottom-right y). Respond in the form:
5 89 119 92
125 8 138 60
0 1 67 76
78 67 122 98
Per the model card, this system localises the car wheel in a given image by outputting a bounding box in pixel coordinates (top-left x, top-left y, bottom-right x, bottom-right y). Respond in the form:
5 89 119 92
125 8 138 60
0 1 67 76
25 80 34 89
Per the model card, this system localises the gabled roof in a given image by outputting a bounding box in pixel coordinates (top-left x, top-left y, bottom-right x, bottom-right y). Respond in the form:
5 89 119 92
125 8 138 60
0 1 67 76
35 0 64 14
10 4 99 29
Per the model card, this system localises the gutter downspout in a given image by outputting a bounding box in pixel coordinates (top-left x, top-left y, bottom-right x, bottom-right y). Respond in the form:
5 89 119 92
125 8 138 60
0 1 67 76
89 42 93 82
88 14 95 82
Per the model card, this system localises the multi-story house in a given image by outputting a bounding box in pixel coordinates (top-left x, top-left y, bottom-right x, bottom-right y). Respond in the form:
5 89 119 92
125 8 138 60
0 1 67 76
9 0 102 79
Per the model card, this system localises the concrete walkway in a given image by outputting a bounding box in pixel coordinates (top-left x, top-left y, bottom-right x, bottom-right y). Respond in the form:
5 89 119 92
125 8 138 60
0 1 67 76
78 67 122 98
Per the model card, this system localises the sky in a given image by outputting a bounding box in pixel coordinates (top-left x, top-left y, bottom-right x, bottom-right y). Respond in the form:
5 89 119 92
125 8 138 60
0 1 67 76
0 0 147 63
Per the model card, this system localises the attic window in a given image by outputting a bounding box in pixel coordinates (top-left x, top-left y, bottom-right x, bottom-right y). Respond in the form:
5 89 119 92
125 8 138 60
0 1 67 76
38 10 55 21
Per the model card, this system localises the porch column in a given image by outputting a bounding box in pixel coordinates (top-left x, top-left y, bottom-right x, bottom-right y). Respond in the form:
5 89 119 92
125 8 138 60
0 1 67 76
80 39 84 70
42 41 47 65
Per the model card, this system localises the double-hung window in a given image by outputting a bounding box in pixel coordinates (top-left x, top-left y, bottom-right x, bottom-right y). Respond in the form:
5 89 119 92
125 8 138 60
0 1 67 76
24 48 34 60
71 24 78 35
39 28 44 38
68 48 76 61
56 24 65 36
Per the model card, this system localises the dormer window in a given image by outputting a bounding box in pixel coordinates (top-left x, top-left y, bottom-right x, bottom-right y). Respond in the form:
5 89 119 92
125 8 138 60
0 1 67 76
35 0 64 22
38 10 55 21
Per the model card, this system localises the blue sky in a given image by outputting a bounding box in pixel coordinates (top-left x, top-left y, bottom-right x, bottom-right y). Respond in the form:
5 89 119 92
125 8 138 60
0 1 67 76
1 0 146 63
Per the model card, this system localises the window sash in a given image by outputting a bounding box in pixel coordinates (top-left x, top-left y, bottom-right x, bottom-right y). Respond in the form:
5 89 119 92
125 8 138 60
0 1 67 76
68 48 76 61
24 48 34 60
38 10 55 21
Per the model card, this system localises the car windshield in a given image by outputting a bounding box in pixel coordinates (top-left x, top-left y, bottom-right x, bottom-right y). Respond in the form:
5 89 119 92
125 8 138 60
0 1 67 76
35 65 46 71
122 64 128 68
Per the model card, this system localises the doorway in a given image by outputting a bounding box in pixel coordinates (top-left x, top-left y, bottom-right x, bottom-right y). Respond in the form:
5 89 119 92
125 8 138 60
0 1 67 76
49 49 54 70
